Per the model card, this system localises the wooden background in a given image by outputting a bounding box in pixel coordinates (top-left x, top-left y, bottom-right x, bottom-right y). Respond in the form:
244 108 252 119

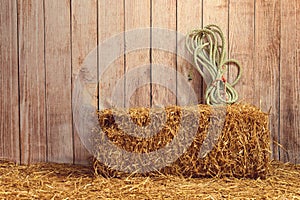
0 0 299 165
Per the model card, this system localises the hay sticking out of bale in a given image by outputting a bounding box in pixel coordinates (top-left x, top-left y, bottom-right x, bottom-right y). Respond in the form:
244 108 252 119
1 160 300 199
94 103 271 179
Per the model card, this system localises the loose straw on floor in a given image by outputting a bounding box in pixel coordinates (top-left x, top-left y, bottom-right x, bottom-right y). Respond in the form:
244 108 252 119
0 160 300 199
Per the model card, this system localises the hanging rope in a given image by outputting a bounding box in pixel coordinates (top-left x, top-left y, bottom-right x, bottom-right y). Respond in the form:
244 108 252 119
186 24 242 105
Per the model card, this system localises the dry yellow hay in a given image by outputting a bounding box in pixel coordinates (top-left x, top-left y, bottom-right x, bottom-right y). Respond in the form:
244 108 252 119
0 160 300 199
94 103 271 179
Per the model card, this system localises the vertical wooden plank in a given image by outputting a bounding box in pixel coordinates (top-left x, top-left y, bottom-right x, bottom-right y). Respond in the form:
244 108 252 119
125 0 151 108
202 0 229 101
203 0 228 41
98 0 125 108
177 0 202 104
280 0 300 163
45 0 73 163
296 0 300 164
228 0 255 102
254 0 280 161
296 0 300 163
18 0 46 164
151 0 176 106
72 0 97 165
0 0 20 163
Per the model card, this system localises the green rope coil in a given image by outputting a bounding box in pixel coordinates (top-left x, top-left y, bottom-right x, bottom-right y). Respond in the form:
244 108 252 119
186 24 242 105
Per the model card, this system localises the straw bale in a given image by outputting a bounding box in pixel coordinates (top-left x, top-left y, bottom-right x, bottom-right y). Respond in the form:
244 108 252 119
94 103 271 178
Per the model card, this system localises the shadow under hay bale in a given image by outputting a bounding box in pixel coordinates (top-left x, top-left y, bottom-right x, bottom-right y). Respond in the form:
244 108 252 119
94 104 271 179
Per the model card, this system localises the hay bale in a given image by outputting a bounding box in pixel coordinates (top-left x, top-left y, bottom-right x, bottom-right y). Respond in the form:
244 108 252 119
94 104 271 179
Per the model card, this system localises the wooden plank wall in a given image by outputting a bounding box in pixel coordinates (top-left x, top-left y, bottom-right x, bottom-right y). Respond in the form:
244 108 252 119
72 0 97 165
152 0 177 107
0 0 19 163
125 0 151 108
18 0 46 163
280 0 300 163
44 0 73 163
0 0 299 164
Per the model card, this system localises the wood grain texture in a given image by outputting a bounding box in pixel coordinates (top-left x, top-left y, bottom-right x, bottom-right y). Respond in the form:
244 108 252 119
71 0 97 165
151 0 176 107
0 0 20 163
228 0 255 102
254 0 280 162
125 0 151 108
202 0 229 100
45 0 73 163
203 0 228 42
177 0 202 104
98 0 125 108
279 0 300 163
18 0 47 164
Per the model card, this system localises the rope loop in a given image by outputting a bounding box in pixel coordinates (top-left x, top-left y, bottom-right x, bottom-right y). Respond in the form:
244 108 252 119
186 24 242 105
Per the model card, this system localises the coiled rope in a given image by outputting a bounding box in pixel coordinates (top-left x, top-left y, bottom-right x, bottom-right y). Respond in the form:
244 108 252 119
186 24 242 105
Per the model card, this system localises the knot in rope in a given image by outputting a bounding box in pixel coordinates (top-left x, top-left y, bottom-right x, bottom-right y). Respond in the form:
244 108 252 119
186 24 242 105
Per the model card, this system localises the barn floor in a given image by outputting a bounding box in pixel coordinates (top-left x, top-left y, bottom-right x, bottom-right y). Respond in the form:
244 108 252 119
0 160 299 199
